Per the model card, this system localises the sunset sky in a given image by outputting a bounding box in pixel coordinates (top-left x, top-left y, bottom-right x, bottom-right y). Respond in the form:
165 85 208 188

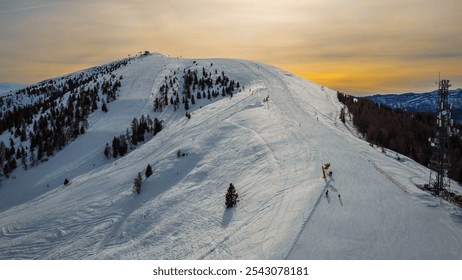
1 0 461 95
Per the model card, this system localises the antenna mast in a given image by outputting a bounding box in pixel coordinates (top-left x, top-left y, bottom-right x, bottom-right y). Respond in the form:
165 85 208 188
428 79 452 196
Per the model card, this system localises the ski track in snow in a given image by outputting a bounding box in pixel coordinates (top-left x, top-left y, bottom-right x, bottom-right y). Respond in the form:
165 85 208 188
1 55 462 259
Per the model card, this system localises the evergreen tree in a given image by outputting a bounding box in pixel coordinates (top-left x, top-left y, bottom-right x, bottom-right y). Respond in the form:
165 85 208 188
131 118 139 145
21 147 27 170
20 124 27 141
145 164 153 178
225 183 239 208
340 107 346 124
153 98 160 112
3 163 11 177
8 158 17 171
153 118 163 135
104 143 111 159
102 101 108 112
29 150 37 167
184 97 190 111
146 115 153 133
15 147 21 160
118 135 128 156
112 136 120 158
133 172 143 194
92 99 98 111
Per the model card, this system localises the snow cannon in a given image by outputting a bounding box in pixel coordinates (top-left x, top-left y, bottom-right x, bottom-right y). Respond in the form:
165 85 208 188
322 163 331 179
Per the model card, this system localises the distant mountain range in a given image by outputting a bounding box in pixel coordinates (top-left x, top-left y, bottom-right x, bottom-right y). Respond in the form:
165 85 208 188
0 83 28 94
366 88 462 123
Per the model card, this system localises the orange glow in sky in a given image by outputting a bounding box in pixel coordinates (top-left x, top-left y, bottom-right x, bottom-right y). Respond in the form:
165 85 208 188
1 0 461 95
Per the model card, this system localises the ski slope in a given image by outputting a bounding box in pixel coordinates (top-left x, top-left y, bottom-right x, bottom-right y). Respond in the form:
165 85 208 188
1 54 462 259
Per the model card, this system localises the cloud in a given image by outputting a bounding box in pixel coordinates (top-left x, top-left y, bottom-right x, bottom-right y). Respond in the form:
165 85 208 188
0 0 64 15
1 0 461 93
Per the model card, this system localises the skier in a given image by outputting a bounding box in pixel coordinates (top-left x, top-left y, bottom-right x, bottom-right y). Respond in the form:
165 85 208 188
325 190 329 197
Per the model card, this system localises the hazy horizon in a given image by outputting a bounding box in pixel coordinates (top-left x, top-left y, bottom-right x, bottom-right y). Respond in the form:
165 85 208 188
1 0 461 95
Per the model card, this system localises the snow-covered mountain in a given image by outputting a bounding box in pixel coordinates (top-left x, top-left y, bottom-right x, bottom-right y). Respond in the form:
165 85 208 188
366 89 462 123
1 53 462 260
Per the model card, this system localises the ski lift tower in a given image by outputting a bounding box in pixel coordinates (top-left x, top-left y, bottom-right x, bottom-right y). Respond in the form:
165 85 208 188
428 79 453 197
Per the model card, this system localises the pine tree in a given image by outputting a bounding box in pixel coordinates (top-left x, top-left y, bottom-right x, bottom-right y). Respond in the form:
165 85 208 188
21 147 27 170
102 101 108 112
153 98 160 112
104 143 111 159
131 118 139 145
145 164 153 178
15 147 21 160
153 118 163 135
340 107 346 123
20 124 27 141
8 158 17 171
92 99 98 111
184 97 190 111
3 163 11 178
0 141 6 167
133 172 143 194
118 135 128 156
112 136 120 158
29 150 37 167
225 183 239 208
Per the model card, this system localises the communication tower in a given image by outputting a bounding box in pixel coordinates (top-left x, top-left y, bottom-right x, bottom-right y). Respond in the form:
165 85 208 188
428 79 453 196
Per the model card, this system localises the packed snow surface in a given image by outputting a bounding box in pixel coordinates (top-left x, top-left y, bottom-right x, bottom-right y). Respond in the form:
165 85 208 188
1 54 462 259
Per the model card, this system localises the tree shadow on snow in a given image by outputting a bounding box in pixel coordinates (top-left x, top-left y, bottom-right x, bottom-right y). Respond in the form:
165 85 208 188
221 206 236 228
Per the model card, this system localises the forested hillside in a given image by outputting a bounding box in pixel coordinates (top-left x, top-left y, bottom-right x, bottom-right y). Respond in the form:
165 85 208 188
338 92 462 184
0 59 126 178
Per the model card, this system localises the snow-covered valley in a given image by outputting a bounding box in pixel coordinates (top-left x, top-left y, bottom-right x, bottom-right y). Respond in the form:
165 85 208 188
1 54 462 259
